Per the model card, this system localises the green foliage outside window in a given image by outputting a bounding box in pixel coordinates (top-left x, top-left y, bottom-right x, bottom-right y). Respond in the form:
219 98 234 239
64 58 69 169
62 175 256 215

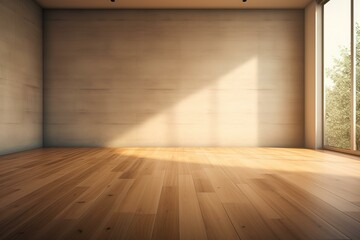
325 25 360 149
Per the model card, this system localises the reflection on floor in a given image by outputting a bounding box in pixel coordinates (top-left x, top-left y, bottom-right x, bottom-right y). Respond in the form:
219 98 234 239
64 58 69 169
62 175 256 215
0 148 359 240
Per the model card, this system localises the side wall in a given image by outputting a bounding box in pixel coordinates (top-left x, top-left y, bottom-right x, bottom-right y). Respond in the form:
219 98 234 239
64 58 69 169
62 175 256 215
0 0 43 155
305 1 322 149
44 10 304 147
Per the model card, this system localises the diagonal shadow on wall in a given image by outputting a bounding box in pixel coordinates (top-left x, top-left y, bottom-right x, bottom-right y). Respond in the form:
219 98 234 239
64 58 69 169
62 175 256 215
44 9 304 147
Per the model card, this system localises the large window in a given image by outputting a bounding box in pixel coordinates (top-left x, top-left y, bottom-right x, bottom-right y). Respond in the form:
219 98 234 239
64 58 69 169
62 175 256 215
323 0 359 152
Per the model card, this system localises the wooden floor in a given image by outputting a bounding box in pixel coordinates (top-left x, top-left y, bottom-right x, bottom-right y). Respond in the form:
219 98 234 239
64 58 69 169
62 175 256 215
0 148 359 240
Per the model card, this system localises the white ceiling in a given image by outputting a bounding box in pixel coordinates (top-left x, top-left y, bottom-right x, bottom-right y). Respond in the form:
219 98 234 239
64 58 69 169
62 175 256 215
35 0 314 9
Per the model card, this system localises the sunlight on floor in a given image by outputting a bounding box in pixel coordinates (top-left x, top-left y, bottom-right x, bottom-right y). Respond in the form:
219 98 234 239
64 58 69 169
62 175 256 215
109 147 360 178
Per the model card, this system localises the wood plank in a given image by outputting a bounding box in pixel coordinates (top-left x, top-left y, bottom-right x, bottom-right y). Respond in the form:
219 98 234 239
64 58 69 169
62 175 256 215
197 193 240 240
152 186 180 240
179 175 207 240
62 179 134 240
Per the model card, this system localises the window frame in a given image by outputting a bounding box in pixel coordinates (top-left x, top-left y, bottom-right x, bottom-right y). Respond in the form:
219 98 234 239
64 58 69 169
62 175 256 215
322 0 360 155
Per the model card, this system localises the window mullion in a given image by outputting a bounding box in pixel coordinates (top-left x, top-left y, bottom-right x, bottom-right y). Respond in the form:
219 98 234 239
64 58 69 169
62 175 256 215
351 0 357 151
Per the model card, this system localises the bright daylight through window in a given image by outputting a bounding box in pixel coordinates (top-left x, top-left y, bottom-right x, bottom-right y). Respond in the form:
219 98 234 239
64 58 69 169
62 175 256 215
324 0 360 151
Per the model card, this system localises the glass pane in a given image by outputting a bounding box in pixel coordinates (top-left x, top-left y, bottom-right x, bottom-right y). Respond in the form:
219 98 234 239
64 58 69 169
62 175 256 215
324 0 352 149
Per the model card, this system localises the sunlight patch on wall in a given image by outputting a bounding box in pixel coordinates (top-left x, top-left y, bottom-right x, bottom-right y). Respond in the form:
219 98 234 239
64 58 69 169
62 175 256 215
107 56 259 147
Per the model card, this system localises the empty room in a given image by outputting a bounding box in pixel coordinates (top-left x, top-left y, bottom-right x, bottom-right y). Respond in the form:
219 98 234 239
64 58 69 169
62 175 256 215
0 0 360 239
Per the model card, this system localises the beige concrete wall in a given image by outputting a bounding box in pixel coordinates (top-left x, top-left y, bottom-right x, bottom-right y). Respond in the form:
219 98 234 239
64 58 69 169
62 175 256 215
44 10 304 147
305 1 322 149
0 0 43 155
